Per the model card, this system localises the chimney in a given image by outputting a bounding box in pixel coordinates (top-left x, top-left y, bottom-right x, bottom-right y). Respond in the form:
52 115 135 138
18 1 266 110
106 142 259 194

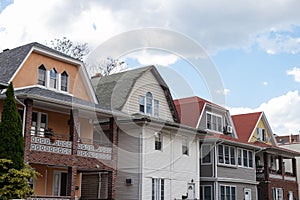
3 48 9 52
92 73 102 78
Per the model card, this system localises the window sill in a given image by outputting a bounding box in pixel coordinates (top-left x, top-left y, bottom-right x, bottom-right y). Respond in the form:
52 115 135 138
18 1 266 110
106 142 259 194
217 163 237 168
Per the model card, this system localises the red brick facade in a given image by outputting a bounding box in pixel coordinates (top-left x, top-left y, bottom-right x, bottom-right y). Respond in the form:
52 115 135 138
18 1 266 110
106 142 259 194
23 98 118 200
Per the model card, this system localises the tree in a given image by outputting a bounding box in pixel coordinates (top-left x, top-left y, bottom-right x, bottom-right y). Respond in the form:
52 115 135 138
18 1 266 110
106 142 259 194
0 82 23 170
46 37 127 77
0 159 39 199
48 37 90 61
87 56 127 77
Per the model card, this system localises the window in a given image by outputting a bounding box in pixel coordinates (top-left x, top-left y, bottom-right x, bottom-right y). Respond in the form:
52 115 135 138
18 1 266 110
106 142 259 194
154 99 159 117
50 68 57 89
206 112 223 132
152 178 164 200
182 137 189 155
31 111 47 136
200 185 212 200
146 92 153 115
155 132 162 150
257 128 266 142
61 71 68 92
201 144 211 164
220 185 236 200
53 171 68 196
139 96 145 112
237 149 254 168
38 65 46 86
139 93 159 117
218 145 235 165
272 188 283 200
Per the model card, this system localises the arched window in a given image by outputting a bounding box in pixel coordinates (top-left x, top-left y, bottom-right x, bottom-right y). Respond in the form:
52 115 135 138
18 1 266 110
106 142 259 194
61 71 68 92
49 68 57 89
146 92 153 115
38 65 46 86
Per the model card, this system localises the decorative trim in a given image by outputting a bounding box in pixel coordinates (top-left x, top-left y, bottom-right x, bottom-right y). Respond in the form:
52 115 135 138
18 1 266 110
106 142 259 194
77 143 112 160
30 136 72 155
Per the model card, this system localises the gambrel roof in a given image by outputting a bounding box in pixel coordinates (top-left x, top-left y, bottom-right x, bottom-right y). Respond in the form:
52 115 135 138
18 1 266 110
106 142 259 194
91 65 180 123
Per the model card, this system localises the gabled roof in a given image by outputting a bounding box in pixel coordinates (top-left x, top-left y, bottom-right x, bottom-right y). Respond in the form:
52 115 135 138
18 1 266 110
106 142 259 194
232 112 262 143
91 65 179 123
232 111 277 145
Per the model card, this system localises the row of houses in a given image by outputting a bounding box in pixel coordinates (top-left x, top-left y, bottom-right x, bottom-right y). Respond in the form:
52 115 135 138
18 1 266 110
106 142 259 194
0 42 299 200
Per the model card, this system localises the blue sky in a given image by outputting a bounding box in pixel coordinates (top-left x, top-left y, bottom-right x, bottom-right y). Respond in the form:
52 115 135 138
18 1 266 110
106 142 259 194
1 0 300 135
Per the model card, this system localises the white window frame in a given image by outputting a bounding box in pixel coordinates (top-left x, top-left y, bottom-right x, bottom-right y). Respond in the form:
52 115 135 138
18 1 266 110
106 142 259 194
155 132 162 151
218 145 236 166
272 188 283 200
49 68 58 89
206 112 223 133
257 127 266 142
53 171 68 197
182 137 189 156
60 71 69 92
201 144 212 164
220 185 236 200
139 92 159 117
31 111 48 136
237 148 254 168
38 64 47 86
152 178 164 200
200 185 212 200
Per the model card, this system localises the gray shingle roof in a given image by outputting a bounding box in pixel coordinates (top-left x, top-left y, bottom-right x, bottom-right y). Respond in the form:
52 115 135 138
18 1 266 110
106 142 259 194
0 42 81 83
91 66 152 110
91 66 180 122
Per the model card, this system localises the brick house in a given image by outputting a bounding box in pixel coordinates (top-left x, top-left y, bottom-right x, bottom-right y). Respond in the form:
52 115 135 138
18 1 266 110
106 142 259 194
232 112 300 200
0 42 122 200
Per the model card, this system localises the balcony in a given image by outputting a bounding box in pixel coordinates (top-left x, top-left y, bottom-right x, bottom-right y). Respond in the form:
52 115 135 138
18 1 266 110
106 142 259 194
29 131 112 160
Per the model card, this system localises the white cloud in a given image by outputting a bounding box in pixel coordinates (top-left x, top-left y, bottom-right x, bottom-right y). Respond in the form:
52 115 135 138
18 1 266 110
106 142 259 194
287 67 300 82
216 88 230 96
127 50 179 67
262 81 268 86
229 90 300 135
257 32 300 55
1 0 300 54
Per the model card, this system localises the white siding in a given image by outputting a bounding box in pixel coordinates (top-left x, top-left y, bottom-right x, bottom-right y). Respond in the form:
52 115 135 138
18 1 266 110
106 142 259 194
142 127 199 199
122 71 174 122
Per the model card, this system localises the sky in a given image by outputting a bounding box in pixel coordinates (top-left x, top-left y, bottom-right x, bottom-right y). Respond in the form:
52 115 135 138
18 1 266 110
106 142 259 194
1 0 300 135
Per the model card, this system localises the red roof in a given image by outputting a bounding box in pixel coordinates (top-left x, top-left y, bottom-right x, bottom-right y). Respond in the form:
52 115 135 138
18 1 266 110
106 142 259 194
174 96 226 128
232 112 262 142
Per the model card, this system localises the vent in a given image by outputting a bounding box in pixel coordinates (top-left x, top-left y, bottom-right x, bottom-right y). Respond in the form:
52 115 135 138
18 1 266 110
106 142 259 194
125 178 133 186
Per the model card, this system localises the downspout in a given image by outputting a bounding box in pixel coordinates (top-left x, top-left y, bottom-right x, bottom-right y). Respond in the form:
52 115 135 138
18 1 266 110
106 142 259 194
15 96 26 137
139 130 143 200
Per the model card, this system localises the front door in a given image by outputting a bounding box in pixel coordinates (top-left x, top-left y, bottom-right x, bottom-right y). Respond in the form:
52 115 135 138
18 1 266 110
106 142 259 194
187 183 195 199
244 188 251 200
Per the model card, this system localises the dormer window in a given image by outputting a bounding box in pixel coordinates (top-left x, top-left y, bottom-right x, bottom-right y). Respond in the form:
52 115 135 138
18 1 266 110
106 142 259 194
206 112 223 132
139 92 159 117
50 68 57 89
61 71 69 92
38 65 46 86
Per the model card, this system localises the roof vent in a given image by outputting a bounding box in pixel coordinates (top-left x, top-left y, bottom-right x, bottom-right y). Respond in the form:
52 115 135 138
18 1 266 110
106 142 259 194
3 48 9 52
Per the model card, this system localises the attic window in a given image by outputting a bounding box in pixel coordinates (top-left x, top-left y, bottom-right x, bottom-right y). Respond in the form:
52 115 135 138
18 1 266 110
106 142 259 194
139 92 159 117
61 71 69 92
206 112 223 133
49 68 57 89
257 128 266 142
38 65 46 86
